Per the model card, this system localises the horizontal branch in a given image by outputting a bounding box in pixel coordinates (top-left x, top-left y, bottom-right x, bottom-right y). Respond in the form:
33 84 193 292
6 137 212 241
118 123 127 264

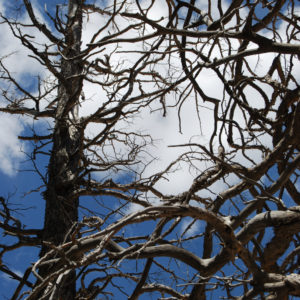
0 107 54 118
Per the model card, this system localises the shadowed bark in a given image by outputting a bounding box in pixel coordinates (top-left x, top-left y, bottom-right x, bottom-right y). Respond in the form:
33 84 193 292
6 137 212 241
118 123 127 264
0 1 300 299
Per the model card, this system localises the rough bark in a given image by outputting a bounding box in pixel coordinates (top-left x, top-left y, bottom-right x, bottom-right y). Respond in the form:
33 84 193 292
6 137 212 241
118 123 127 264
39 1 83 298
0 1 300 299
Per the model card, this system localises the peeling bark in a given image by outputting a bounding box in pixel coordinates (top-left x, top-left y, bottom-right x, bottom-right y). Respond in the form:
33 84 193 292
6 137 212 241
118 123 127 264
39 1 84 298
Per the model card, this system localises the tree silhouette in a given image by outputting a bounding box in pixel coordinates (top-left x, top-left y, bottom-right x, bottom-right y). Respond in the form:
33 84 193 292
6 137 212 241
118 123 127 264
0 0 300 299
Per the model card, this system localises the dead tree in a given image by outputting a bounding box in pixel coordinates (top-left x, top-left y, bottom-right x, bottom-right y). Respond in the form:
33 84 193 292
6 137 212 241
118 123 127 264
0 0 300 299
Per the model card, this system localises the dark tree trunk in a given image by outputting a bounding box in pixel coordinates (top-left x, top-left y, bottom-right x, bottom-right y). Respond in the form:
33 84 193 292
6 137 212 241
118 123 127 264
39 1 83 298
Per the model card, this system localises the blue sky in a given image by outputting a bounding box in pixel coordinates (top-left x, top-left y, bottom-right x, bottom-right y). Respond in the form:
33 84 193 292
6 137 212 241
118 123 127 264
0 0 300 299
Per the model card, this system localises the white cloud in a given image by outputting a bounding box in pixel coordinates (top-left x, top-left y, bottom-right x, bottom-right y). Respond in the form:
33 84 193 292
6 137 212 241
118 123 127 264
0 1 298 200
78 1 288 204
0 1 51 175
180 218 204 238
0 1 49 78
0 115 25 176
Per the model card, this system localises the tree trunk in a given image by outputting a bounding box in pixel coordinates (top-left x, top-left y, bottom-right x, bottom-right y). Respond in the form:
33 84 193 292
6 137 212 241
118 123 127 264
39 1 83 298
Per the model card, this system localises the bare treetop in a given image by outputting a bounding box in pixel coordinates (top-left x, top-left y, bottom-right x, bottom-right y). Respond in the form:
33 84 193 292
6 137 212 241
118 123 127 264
0 0 300 299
